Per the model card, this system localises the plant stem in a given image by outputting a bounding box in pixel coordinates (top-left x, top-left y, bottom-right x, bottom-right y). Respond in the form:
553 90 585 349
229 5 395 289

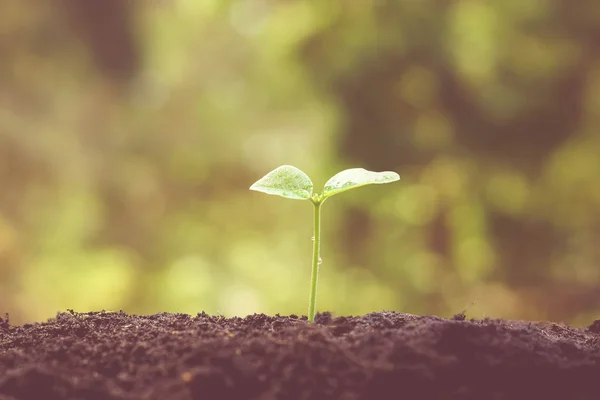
308 201 322 322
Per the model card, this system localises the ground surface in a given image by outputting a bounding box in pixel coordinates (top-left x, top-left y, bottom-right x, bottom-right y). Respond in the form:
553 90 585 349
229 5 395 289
0 310 599 400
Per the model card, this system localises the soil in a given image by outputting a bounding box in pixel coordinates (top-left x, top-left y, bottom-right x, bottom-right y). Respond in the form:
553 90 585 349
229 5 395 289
0 310 599 400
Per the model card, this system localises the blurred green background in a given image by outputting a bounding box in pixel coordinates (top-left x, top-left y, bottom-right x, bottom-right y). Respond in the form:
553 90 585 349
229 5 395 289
2 0 600 325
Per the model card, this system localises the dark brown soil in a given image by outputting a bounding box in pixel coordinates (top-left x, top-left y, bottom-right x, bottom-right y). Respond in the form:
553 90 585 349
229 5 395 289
0 310 599 400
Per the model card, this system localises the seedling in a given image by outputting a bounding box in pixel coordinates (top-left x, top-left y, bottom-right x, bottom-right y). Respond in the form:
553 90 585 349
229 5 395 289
250 165 400 322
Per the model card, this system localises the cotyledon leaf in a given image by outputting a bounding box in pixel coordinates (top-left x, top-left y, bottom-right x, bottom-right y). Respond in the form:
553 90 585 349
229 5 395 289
322 168 400 200
249 165 313 200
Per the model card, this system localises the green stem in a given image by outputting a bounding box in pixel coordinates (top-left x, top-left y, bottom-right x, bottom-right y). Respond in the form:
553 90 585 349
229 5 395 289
308 201 322 322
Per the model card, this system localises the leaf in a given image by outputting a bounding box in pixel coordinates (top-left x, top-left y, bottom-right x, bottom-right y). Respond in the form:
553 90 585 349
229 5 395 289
322 168 400 200
249 165 313 200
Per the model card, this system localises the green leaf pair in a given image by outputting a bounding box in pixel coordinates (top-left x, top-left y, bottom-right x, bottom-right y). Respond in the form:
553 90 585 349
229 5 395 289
250 165 400 203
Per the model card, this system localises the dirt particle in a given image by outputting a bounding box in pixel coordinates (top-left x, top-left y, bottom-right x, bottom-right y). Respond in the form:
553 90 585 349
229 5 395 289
587 319 600 334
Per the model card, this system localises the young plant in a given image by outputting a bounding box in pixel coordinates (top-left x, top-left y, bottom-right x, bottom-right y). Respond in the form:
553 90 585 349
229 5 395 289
250 165 400 322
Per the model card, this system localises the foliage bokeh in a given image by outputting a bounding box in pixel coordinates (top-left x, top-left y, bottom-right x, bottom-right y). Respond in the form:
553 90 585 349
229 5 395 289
1 0 600 325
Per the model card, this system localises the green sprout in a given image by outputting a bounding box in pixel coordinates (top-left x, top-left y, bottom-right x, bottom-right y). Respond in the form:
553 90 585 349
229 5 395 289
250 165 400 322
